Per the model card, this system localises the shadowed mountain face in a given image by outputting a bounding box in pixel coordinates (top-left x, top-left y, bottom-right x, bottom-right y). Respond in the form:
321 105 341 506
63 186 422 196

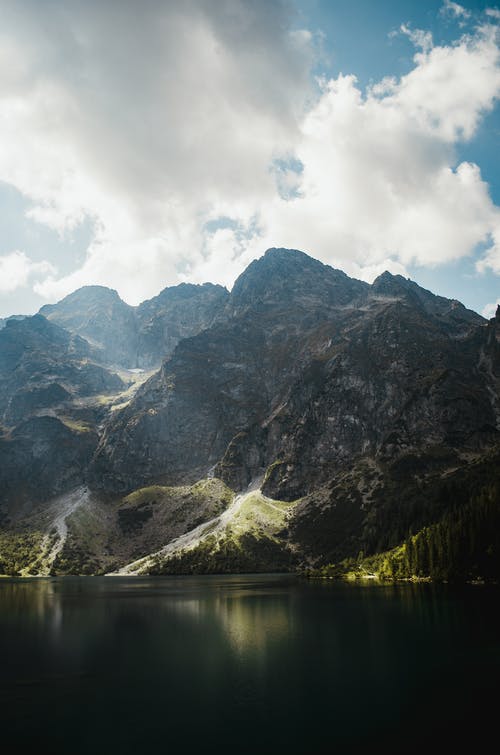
40 282 229 368
1 248 499 576
0 315 123 425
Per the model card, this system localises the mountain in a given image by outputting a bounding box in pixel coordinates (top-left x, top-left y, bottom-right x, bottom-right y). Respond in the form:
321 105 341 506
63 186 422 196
40 281 229 368
1 248 499 580
90 248 489 497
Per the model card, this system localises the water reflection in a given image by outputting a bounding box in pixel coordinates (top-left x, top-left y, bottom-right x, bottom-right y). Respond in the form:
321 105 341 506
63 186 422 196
0 577 64 637
166 588 292 655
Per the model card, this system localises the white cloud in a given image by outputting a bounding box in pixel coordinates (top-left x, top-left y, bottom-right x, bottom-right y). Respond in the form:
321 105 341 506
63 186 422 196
440 1 471 20
475 219 500 274
482 299 500 318
0 1 499 305
0 0 315 302
0 250 54 293
397 25 500 142
199 23 500 282
400 24 434 53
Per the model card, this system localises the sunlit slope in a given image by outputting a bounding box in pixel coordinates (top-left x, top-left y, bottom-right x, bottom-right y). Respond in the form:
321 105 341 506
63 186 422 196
0 478 298 576
116 484 298 576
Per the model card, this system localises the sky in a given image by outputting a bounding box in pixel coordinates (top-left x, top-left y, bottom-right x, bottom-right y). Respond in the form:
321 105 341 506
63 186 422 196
0 0 499 318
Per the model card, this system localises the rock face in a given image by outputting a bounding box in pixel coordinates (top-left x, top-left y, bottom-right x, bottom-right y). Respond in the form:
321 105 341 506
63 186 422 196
0 416 97 519
0 315 123 424
40 282 229 368
1 247 499 574
135 282 229 367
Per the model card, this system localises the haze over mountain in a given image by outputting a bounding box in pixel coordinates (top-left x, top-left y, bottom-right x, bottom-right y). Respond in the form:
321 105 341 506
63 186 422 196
39 281 228 368
0 248 499 580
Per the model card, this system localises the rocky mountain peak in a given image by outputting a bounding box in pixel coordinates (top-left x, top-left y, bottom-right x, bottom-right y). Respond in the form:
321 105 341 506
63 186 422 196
371 270 483 325
229 247 368 312
3 313 76 350
372 270 416 298
137 281 228 312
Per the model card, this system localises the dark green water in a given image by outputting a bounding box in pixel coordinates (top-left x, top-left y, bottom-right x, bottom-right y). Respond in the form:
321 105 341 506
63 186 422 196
0 575 499 755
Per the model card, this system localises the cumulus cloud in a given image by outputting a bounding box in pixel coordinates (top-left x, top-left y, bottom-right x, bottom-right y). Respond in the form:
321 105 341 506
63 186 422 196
0 251 54 293
0 0 315 301
0 0 499 305
195 21 500 282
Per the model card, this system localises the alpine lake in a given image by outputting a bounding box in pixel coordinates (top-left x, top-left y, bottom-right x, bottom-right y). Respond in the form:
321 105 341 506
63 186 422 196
0 574 498 755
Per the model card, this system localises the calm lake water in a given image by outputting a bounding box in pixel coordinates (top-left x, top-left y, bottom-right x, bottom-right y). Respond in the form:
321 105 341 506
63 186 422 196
0 575 498 754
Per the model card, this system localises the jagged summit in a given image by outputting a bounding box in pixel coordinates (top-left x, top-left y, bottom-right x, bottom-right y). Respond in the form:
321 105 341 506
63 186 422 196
138 281 228 312
372 270 410 289
230 247 368 310
263 246 326 264
40 284 123 307
2 313 80 350
372 269 482 324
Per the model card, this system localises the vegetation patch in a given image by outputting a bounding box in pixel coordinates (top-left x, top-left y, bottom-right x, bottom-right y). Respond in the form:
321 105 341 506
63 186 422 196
149 533 296 575
0 530 45 576
52 533 104 576
306 481 500 584
59 416 93 433
263 459 284 486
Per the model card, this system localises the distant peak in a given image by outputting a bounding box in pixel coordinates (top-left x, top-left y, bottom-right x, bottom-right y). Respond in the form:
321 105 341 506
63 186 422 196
261 247 338 271
264 247 313 261
39 285 125 313
372 270 408 286
66 284 122 300
140 281 229 308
